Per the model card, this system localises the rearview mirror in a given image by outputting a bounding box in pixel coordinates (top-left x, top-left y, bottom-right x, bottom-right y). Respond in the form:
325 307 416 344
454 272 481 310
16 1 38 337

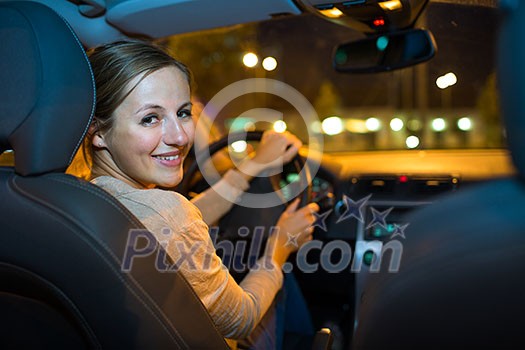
333 28 437 73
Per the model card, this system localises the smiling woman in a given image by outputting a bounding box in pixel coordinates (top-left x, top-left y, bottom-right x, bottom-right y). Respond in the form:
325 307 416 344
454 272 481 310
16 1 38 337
91 65 193 188
80 39 319 349
85 40 194 189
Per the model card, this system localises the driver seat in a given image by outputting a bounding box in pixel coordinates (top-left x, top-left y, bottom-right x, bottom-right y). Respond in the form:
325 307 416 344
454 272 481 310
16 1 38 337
0 1 229 348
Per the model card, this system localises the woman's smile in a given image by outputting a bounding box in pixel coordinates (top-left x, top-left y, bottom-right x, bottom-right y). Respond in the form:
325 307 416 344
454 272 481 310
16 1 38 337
152 150 184 167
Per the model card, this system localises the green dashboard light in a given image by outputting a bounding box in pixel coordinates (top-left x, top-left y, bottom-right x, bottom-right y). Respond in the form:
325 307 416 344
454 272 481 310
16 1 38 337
376 36 389 51
363 250 375 266
373 224 395 238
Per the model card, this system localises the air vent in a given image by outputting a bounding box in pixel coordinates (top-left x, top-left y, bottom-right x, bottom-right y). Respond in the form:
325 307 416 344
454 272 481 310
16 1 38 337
411 176 458 194
353 176 397 193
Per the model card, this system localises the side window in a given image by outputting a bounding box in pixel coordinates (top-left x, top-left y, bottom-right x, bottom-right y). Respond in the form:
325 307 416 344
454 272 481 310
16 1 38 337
0 150 14 166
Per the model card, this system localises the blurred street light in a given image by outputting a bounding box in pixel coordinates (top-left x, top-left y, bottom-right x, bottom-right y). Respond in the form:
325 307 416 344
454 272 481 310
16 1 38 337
406 135 420 149
457 117 472 131
365 117 381 132
390 117 404 131
243 52 258 68
436 72 457 89
262 56 277 71
231 140 248 153
431 117 447 132
322 116 343 135
273 120 287 133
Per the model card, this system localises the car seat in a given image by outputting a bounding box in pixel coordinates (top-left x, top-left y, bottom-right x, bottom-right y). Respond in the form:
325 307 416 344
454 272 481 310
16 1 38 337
351 1 525 349
0 1 229 348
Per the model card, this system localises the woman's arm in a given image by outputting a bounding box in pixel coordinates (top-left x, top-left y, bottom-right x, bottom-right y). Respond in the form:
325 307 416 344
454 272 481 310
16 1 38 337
191 130 302 224
159 200 284 339
170 202 317 339
190 168 250 225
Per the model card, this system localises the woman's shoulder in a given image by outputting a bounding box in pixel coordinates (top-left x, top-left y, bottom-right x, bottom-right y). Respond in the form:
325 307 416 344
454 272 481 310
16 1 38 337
147 187 200 215
138 188 206 235
91 176 203 222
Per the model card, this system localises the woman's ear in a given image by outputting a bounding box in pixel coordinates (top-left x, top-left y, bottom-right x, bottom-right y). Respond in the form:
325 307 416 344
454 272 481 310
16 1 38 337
90 119 107 149
92 133 107 148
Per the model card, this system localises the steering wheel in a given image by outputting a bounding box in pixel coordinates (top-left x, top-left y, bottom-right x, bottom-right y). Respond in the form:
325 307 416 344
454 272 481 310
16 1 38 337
180 131 311 204
178 131 313 280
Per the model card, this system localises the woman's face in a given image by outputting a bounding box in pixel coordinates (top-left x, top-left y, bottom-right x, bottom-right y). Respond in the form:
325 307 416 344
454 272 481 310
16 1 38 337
101 66 194 189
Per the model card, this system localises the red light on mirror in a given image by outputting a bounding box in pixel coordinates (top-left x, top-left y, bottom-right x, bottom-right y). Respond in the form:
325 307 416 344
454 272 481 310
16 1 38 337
373 17 385 27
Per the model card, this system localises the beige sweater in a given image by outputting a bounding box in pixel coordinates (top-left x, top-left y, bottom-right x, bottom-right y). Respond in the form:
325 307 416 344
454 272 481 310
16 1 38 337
91 175 283 340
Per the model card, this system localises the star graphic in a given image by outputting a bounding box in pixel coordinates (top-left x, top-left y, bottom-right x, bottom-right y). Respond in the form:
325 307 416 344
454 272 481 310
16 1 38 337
286 232 299 248
336 194 372 224
366 207 394 230
390 223 409 239
312 209 333 232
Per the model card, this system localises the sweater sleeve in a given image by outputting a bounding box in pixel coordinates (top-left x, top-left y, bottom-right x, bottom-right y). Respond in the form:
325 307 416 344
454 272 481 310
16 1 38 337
191 169 250 225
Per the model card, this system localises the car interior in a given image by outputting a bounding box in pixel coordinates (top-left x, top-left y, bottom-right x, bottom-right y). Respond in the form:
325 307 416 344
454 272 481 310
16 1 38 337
1 0 523 349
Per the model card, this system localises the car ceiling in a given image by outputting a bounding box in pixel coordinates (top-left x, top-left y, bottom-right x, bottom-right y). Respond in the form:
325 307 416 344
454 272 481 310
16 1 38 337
6 0 497 48
8 0 302 47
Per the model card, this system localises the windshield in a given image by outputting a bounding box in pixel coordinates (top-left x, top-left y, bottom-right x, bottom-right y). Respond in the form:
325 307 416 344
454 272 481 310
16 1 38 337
163 1 502 153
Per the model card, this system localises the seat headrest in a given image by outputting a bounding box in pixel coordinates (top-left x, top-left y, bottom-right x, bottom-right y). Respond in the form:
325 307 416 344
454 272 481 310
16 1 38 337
0 1 95 176
498 1 525 180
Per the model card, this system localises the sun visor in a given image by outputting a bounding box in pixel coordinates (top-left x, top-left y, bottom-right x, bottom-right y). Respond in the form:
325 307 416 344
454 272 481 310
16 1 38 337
106 0 301 38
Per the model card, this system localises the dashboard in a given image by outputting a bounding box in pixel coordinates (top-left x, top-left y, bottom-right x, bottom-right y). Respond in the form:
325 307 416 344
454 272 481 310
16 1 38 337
285 148 515 341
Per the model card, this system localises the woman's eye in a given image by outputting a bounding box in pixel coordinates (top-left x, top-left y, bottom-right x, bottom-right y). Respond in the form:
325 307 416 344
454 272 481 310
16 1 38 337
177 109 192 119
140 115 159 126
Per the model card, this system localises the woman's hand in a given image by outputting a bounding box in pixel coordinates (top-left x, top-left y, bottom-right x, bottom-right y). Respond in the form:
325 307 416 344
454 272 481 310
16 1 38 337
253 130 302 168
238 130 302 180
266 198 320 267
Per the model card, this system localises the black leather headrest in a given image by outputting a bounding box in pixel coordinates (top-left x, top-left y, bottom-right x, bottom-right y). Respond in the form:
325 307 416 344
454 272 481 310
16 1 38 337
498 1 525 180
0 1 95 176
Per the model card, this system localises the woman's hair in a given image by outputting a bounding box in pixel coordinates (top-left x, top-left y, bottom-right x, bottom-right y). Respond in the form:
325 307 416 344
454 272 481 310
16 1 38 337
72 40 192 177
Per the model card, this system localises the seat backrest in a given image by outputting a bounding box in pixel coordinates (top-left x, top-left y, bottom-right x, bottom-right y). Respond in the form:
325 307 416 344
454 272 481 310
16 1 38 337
352 2 525 349
0 1 228 348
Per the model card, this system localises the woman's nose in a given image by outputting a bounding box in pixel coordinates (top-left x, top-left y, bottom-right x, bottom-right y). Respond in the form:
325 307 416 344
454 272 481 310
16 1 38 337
162 117 189 146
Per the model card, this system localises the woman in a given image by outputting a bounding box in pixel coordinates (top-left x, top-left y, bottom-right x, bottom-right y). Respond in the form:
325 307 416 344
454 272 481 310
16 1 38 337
84 40 319 347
